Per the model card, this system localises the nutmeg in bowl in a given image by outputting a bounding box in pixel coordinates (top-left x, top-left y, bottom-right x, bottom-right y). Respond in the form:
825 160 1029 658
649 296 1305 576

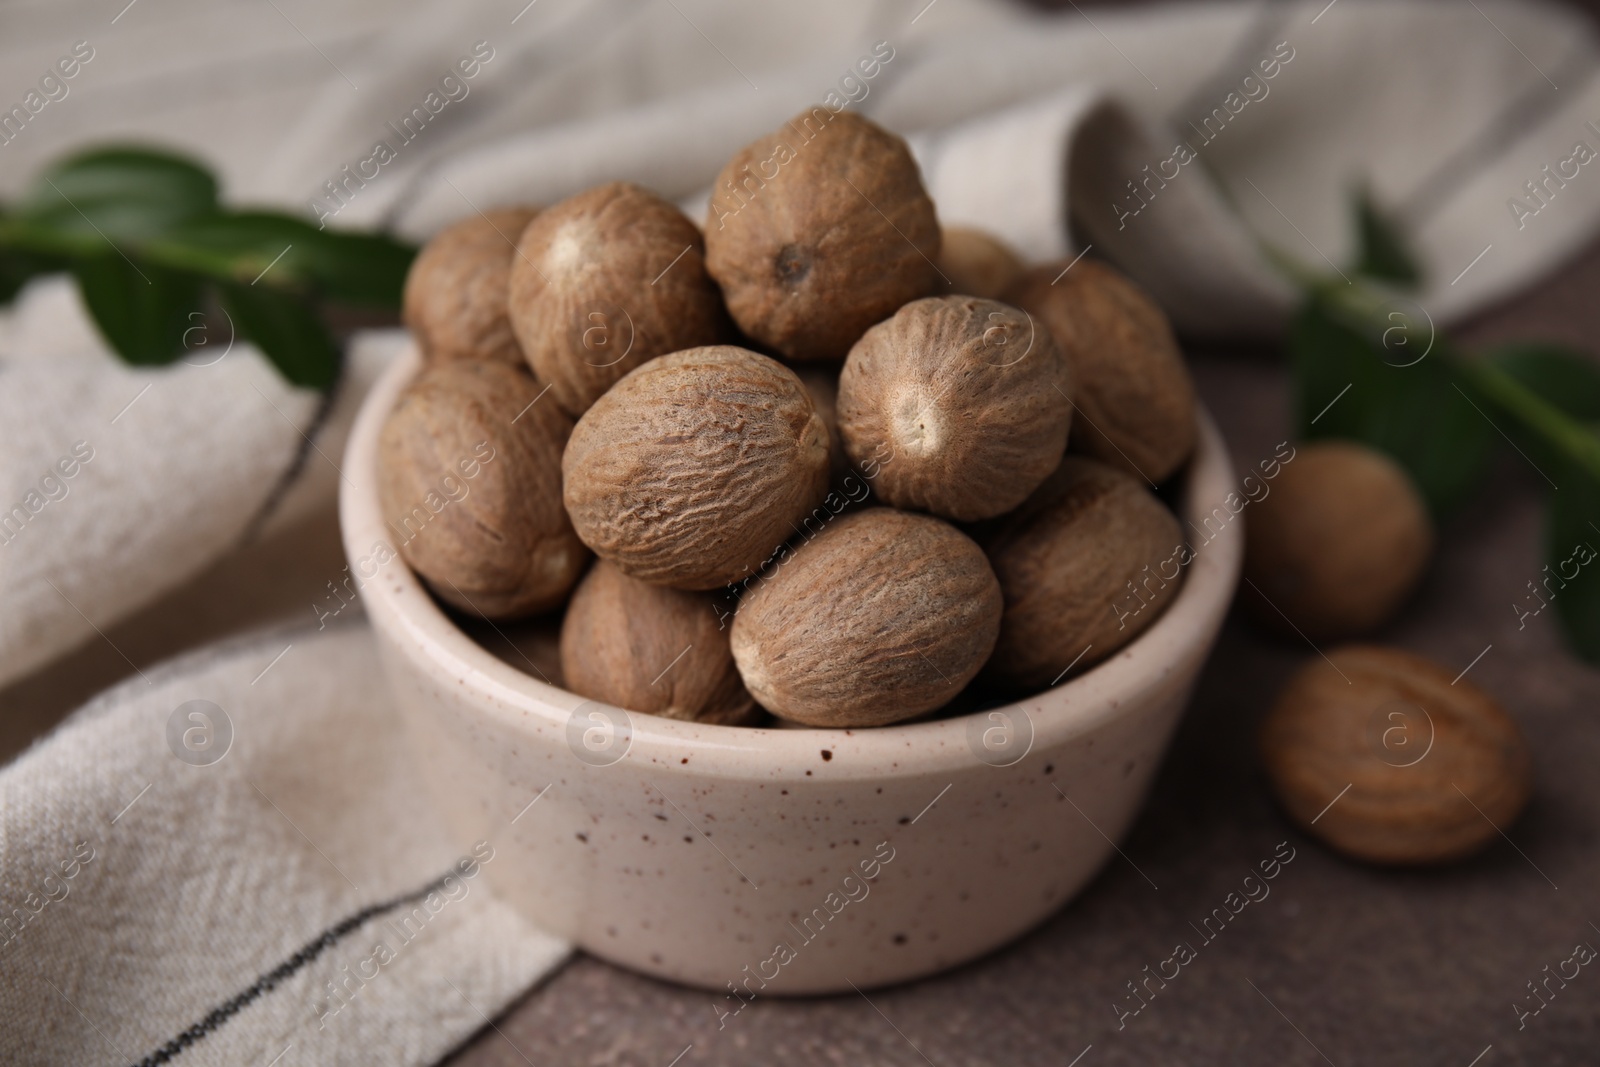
342 345 1242 994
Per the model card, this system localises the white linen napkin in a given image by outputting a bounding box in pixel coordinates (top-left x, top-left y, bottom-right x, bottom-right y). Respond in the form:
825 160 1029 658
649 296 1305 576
3 0 1598 1063
0 621 566 1067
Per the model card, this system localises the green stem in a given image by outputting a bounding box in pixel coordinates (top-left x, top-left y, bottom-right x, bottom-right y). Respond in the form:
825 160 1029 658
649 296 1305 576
1263 240 1600 487
0 218 293 289
1456 357 1600 484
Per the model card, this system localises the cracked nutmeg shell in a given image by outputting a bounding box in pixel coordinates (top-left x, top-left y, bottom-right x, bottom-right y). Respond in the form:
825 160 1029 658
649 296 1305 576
1260 645 1532 865
978 457 1182 693
731 508 1002 727
403 206 539 366
1005 258 1197 484
837 295 1071 521
704 108 940 361
378 360 588 619
508 181 726 416
561 345 831 590
559 559 757 725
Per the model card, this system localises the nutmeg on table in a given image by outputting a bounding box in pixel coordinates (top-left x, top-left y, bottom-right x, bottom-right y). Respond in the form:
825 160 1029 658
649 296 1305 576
1243 440 1434 641
1260 645 1530 866
384 106 1204 730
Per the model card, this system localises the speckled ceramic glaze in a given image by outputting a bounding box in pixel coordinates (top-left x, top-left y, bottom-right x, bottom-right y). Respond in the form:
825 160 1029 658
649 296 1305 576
342 346 1243 995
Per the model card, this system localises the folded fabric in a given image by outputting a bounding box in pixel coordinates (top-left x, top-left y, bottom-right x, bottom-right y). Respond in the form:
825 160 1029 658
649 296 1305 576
0 280 401 690
0 621 567 1067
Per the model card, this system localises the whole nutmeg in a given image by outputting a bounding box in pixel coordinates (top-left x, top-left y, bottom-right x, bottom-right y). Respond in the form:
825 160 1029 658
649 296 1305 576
937 226 1024 299
562 346 831 590
403 206 539 366
730 509 1001 727
837 296 1070 521
378 361 588 618
1005 259 1196 484
704 109 940 361
1244 441 1433 641
508 181 726 415
1260 645 1532 865
560 560 757 725
979 457 1183 692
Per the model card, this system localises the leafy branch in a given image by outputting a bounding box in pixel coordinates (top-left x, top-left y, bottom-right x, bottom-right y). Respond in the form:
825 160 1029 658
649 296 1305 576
1279 191 1600 661
0 146 416 388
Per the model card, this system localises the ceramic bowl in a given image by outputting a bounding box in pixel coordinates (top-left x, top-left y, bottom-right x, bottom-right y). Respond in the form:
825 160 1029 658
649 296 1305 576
341 345 1243 995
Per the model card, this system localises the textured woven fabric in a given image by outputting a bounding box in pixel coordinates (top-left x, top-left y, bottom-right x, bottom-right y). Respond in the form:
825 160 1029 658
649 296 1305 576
0 623 567 1067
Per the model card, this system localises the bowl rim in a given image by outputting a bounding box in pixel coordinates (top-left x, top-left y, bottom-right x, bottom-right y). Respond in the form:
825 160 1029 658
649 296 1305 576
341 344 1244 781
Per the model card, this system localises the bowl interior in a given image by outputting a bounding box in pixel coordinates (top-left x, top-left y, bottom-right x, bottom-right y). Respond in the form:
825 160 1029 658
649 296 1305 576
340 345 1244 780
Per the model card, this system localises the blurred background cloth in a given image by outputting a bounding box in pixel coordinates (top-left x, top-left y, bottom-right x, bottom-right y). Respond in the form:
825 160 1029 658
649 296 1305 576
2 1 1599 1065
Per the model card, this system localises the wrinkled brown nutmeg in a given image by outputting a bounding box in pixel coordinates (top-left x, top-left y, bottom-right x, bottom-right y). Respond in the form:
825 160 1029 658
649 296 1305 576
979 457 1182 692
837 295 1071 521
403 206 540 365
1261 645 1531 865
1244 441 1433 641
937 226 1025 299
730 508 1002 727
704 109 940 361
562 346 831 590
1006 258 1196 484
508 181 726 415
378 360 588 618
560 560 757 725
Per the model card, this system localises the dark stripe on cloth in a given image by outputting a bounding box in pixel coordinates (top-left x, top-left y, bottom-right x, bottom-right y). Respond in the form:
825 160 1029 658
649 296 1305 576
126 865 459 1067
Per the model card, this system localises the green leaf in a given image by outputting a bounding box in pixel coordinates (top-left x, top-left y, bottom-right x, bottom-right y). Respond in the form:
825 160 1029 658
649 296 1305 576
1488 343 1600 419
164 213 324 290
1291 295 1494 516
16 146 218 243
1352 187 1421 286
170 212 415 305
1486 344 1600 660
0 206 65 302
0 247 60 304
1481 343 1600 478
1544 456 1600 664
0 143 404 388
218 280 339 389
72 254 204 365
299 228 415 307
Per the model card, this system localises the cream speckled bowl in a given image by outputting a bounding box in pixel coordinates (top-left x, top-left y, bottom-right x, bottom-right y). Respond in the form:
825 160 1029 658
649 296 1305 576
341 346 1242 995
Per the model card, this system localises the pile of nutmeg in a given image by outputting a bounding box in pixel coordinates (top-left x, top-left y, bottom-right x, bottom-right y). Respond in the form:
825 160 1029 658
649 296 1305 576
379 108 1198 730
